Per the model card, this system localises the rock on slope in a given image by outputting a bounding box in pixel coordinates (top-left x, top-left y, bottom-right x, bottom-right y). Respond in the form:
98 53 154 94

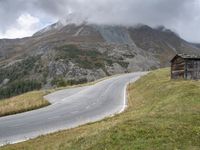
0 19 200 90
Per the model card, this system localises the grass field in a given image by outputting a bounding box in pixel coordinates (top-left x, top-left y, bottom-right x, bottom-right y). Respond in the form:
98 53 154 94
0 91 50 117
1 68 200 150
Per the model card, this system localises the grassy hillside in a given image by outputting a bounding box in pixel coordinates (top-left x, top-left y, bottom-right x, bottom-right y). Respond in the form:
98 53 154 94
1 68 200 150
0 91 50 117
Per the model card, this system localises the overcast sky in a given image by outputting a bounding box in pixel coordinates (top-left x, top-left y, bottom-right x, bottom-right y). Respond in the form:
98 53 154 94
0 0 200 42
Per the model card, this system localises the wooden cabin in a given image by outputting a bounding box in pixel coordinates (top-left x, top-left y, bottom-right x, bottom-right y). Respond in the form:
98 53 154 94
171 54 200 80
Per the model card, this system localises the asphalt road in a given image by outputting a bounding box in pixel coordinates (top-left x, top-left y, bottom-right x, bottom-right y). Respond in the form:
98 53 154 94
0 72 147 146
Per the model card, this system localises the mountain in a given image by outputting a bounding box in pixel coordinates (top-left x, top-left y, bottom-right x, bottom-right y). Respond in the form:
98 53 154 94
193 43 200 48
0 19 200 98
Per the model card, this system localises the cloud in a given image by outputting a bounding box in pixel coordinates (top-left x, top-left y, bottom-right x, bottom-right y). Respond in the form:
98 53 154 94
0 13 40 39
0 0 200 42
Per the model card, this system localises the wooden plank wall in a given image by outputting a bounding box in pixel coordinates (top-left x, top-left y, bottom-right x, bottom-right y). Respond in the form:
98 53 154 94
185 60 200 79
171 56 185 79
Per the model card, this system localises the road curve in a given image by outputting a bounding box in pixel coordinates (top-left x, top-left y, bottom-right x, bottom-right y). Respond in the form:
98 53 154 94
0 72 147 146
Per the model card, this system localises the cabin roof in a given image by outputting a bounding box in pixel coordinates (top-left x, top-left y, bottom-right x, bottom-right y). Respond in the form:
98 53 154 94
171 54 200 62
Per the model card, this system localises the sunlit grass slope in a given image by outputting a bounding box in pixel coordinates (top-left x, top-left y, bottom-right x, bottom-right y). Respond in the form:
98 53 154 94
0 91 50 117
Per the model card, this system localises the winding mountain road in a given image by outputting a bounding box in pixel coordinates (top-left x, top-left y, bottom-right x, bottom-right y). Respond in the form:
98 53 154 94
0 72 147 146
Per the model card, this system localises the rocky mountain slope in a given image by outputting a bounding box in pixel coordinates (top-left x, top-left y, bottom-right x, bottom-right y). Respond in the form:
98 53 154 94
0 19 200 98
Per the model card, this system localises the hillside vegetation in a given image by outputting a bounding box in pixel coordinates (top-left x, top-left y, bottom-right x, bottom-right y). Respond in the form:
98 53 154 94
1 68 200 150
0 56 43 100
2 24 200 99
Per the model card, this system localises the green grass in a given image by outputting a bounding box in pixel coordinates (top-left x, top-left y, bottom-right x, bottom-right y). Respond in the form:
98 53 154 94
1 68 200 150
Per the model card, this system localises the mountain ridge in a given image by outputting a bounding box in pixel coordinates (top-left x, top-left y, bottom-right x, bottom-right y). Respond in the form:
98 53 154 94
0 21 200 98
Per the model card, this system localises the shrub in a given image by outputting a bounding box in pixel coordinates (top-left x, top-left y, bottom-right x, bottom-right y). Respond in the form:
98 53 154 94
51 77 88 87
0 80 42 100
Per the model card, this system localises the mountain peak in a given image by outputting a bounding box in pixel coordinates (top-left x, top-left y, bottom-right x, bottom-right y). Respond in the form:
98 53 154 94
34 13 88 36
58 13 88 26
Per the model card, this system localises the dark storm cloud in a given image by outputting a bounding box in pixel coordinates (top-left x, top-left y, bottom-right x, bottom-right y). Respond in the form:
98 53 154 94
29 0 195 25
0 0 199 42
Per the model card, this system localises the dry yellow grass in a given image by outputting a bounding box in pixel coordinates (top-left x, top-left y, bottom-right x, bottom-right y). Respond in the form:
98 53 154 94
0 91 50 117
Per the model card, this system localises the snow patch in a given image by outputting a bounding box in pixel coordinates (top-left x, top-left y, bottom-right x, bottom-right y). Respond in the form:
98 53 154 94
73 27 84 36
